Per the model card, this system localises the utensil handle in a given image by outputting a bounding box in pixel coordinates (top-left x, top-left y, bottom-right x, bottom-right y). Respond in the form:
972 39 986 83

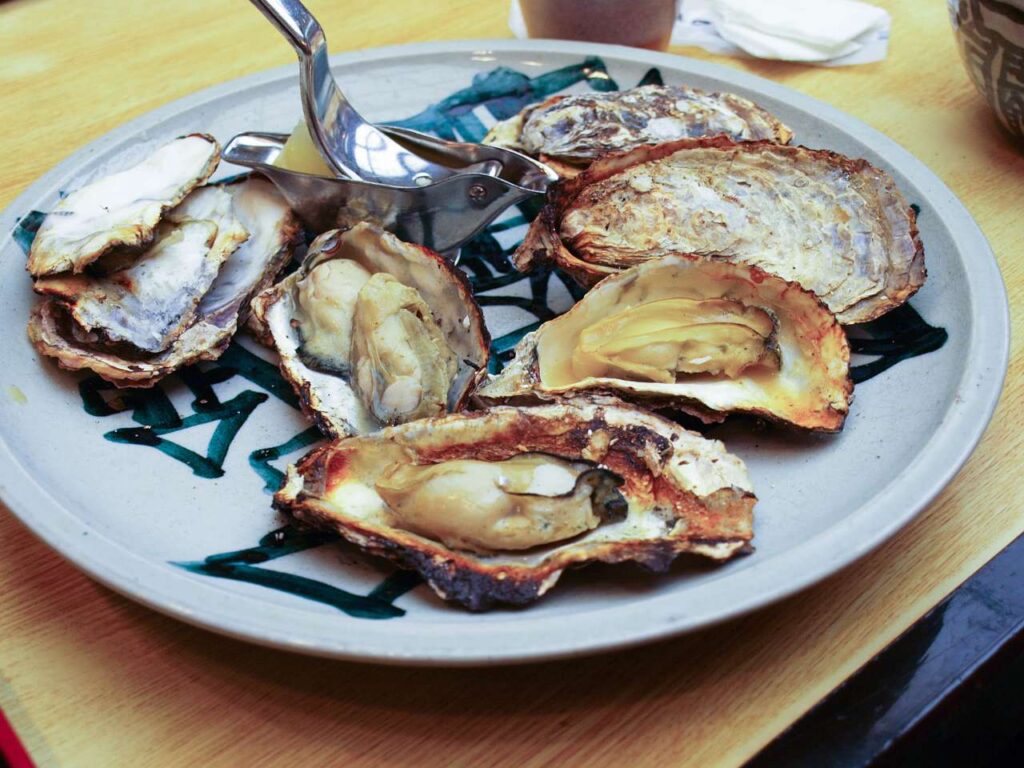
249 0 324 58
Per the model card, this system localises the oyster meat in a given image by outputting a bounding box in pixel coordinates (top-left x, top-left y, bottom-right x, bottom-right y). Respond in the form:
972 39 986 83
484 85 792 177
516 137 925 324
477 255 852 432
29 176 300 387
374 453 627 554
275 399 755 610
350 273 459 424
165 184 252 255
252 223 489 438
27 134 220 277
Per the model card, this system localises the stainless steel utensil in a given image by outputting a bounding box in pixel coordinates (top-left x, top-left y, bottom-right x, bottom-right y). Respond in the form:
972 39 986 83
237 0 556 252
223 130 552 254
249 0 459 186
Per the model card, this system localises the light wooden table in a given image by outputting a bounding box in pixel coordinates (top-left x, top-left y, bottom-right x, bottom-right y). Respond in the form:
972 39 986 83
0 1 1020 766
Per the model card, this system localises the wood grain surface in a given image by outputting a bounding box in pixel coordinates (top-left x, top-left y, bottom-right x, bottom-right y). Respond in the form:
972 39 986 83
1 1 1021 766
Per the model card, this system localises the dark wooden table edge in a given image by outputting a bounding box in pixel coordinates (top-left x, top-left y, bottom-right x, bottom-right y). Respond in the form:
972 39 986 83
745 531 1024 767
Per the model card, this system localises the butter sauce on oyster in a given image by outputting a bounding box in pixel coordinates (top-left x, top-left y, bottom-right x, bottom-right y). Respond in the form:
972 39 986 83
516 137 925 324
275 399 755 610
477 255 852 432
251 223 489 438
483 85 792 177
27 134 220 277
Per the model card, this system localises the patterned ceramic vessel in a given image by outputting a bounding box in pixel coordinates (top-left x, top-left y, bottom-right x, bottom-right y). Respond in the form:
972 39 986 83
0 41 1010 665
950 0 1024 138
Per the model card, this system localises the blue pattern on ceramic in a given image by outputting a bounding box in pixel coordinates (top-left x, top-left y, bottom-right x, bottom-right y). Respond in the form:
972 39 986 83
951 0 1024 139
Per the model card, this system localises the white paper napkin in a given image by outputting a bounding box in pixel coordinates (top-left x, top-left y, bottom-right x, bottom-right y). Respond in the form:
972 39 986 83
680 0 890 64
508 0 891 67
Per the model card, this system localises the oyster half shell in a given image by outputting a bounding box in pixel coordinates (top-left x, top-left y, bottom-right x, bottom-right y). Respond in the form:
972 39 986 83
516 137 925 324
33 219 229 353
477 255 853 432
28 176 300 387
252 223 489 439
27 134 220 277
484 85 792 177
275 399 755 610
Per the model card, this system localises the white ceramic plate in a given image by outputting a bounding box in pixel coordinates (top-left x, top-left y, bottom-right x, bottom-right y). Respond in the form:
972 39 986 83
0 40 1009 665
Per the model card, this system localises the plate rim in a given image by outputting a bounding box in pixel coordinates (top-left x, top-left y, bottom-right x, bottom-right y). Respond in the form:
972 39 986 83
0 38 1011 666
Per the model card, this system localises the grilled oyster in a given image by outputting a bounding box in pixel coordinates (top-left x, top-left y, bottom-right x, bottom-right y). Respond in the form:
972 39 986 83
27 134 220 277
251 223 489 438
28 176 300 386
33 219 230 354
516 137 925 324
275 399 755 610
477 255 852 432
484 85 792 177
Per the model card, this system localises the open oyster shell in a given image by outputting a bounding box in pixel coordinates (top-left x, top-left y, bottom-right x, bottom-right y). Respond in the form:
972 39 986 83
251 223 490 439
27 134 220 277
483 85 792 177
33 219 230 353
28 176 300 387
275 399 756 610
515 137 925 324
477 255 852 432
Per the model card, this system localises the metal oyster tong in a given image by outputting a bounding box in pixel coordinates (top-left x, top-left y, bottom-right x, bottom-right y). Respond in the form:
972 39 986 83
222 0 556 253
